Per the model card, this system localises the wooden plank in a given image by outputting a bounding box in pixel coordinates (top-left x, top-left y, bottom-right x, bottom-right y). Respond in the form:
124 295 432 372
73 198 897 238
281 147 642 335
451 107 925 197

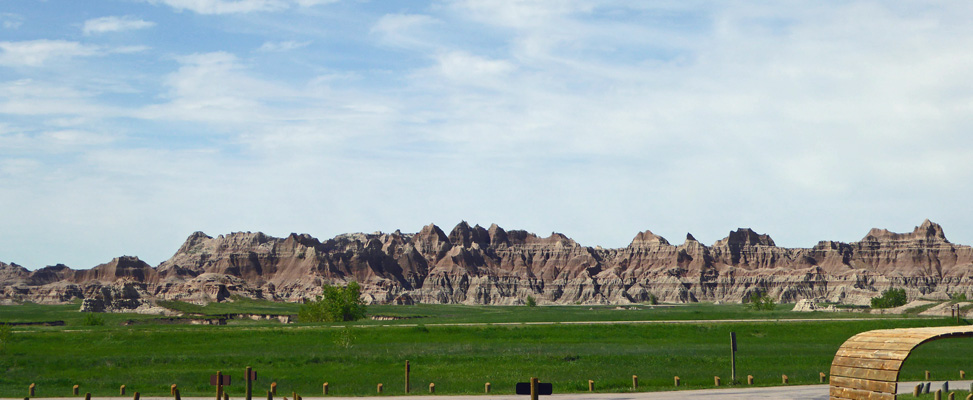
835 348 910 361
840 341 917 351
829 365 898 382
829 386 895 400
831 356 902 370
830 376 896 393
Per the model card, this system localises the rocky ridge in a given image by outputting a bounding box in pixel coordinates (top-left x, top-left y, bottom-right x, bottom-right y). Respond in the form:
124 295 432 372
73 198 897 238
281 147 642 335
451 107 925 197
2 220 972 309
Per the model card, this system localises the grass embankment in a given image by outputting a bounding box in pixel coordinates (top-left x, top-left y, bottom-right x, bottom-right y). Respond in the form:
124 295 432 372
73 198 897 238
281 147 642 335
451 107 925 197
0 303 969 397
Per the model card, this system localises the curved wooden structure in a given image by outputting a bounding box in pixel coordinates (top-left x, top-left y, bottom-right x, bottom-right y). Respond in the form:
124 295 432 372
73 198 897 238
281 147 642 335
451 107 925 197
830 326 973 399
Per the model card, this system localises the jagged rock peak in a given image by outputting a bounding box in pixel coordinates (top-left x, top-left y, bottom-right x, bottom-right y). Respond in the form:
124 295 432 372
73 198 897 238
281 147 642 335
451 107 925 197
416 223 448 242
448 221 489 247
717 228 776 247
685 233 698 242
176 231 213 254
487 223 509 246
863 219 948 243
630 230 671 246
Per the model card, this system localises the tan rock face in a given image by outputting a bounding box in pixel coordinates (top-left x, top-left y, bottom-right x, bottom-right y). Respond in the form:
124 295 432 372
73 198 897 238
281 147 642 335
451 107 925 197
3 220 973 307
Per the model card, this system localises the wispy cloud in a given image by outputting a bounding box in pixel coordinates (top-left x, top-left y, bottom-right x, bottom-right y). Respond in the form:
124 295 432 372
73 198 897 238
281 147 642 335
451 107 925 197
83 16 155 35
0 40 99 67
256 40 310 52
1 13 24 29
149 0 334 14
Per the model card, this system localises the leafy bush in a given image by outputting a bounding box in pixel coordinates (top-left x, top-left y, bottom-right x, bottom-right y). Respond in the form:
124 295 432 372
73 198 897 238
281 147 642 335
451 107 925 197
870 288 908 309
299 282 367 322
649 293 659 305
950 292 968 302
81 313 105 326
747 290 776 311
525 295 537 307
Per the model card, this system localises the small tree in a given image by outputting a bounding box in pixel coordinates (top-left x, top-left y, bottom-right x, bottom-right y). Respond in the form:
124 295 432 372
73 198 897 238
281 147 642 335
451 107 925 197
525 295 537 307
870 288 907 309
747 290 776 311
299 282 367 322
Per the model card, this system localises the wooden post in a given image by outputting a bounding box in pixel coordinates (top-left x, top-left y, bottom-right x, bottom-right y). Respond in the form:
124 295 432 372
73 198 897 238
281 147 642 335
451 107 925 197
73 385 80 395
530 377 538 400
29 383 35 397
377 383 383 394
405 360 410 394
85 393 91 400
216 370 223 400
246 366 253 400
121 385 126 395
175 388 181 400
292 390 296 400
927 370 932 380
322 383 328 395
632 375 638 389
270 383 276 395
134 392 140 400
914 384 922 397
962 370 966 379
935 389 942 400
588 380 594 392
820 372 827 383
171 385 177 396
965 393 972 400
674 376 680 387
265 391 271 400
949 392 955 400
747 375 754 385
714 376 721 386
428 383 434 393
484 383 490 393
782 374 788 384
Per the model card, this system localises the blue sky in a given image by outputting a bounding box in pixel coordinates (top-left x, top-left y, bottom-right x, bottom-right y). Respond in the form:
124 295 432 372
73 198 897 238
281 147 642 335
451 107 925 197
3 1 973 269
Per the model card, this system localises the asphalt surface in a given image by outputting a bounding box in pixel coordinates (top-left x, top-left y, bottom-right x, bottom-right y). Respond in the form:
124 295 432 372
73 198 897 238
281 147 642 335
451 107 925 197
8 381 972 400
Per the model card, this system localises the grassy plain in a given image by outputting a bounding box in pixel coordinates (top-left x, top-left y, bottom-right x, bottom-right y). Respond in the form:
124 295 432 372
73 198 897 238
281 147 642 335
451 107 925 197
0 302 970 397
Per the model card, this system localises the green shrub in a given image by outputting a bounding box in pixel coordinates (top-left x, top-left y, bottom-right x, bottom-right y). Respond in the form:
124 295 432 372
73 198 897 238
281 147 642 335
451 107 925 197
81 313 105 326
747 290 776 311
299 282 367 322
871 288 908 309
525 295 537 307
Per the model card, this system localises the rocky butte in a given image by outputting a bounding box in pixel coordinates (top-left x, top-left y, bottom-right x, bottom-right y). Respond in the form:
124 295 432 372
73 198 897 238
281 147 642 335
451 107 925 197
1 220 972 311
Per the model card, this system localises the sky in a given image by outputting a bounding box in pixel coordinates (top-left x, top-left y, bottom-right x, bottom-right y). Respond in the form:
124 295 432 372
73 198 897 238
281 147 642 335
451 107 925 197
2 1 973 270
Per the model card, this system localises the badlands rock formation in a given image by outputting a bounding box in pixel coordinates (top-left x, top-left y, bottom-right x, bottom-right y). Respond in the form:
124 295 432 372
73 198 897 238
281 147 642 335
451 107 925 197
1 220 972 308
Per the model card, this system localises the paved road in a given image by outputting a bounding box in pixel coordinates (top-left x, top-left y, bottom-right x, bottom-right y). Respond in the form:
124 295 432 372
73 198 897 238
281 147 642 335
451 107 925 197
10 381 969 400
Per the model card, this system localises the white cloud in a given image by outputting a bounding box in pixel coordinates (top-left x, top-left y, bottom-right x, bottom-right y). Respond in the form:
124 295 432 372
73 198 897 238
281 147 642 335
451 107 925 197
257 40 311 52
83 16 155 35
0 40 99 67
1 13 23 29
149 0 334 14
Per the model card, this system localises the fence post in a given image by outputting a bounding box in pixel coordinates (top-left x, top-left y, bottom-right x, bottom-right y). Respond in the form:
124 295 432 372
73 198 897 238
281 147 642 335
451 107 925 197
121 385 126 395
935 389 942 400
85 393 91 400
485 383 490 393
429 383 435 393
674 376 680 387
914 384 921 397
171 385 177 396
73 385 80 395
322 383 328 395
265 391 271 400
246 366 253 400
927 371 932 380
175 388 181 400
270 383 276 396
134 392 140 400
782 374 788 384
747 375 754 385
714 376 721 386
530 377 538 400
962 370 966 379
29 383 35 397
632 375 638 389
588 380 594 392
820 372 827 383
405 360 410 394
377 383 383 394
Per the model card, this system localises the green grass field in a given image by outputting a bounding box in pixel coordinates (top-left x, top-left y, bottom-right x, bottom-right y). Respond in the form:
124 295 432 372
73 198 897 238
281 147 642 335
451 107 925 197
0 302 970 397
